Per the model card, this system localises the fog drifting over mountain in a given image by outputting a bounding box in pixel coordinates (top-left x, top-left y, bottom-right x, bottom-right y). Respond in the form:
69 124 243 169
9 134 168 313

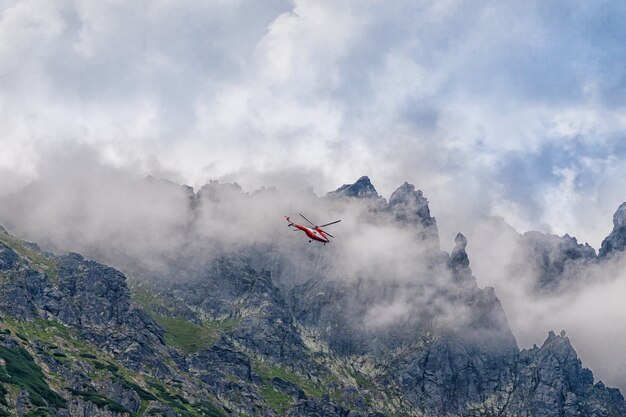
2 0 626 247
1 153 626 390
2 0 626 392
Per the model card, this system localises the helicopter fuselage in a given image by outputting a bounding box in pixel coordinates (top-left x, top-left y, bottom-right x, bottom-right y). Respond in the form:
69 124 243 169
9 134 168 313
293 223 330 243
285 215 340 244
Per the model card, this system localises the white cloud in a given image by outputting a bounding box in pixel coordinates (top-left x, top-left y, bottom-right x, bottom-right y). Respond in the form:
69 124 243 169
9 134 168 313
3 0 626 387
2 0 625 246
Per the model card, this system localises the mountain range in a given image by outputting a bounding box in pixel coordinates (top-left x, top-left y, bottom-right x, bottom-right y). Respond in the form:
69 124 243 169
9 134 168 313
1 176 625 416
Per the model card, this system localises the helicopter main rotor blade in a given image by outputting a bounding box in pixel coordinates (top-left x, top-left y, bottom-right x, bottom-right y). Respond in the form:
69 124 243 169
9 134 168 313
299 213 316 227
318 220 341 228
322 230 334 238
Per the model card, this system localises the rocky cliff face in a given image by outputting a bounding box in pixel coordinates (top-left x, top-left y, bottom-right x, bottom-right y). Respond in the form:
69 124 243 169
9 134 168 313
325 177 439 247
0 177 624 417
502 331 625 417
513 231 596 292
505 201 626 293
0 232 225 417
0 240 166 374
599 202 626 258
325 176 382 201
385 182 439 246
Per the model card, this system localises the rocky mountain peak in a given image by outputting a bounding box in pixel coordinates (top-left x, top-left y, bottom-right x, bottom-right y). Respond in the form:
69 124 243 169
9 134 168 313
385 181 439 247
454 232 468 249
325 176 381 199
386 182 435 223
613 202 626 228
543 330 570 348
388 181 418 199
599 202 626 258
516 231 596 292
448 232 472 282
387 181 422 204
450 232 469 265
536 330 588 381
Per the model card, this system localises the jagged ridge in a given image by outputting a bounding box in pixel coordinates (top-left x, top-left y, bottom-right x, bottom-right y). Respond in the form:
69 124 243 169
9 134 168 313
0 176 624 417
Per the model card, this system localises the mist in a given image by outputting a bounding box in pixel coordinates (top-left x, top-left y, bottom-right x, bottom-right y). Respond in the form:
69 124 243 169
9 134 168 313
457 213 626 391
0 148 504 343
3 0 626 397
2 137 626 392
3 1 626 249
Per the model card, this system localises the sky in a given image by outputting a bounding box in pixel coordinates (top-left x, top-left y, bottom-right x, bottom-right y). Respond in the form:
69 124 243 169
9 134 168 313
3 0 626 389
2 0 626 247
2 0 626 249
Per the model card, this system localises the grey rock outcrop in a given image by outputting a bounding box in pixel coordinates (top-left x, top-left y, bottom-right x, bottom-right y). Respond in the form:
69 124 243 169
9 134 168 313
599 202 626 258
326 177 440 247
0 242 20 271
503 201 626 294
52 254 166 372
0 242 166 373
449 233 470 275
325 176 382 200
385 182 439 245
495 331 626 416
286 398 386 417
513 231 596 292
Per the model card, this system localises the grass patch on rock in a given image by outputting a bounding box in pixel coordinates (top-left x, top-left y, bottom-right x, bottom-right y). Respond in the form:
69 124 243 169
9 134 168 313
254 361 324 399
152 316 240 355
0 345 66 409
69 389 129 414
152 316 214 355
260 383 294 415
0 232 57 280
192 401 229 417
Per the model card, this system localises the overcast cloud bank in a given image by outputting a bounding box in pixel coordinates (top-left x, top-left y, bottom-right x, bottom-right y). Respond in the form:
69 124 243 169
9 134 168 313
2 0 626 247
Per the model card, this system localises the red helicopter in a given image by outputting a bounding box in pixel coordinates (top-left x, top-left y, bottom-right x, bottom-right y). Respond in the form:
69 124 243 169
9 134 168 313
285 213 341 244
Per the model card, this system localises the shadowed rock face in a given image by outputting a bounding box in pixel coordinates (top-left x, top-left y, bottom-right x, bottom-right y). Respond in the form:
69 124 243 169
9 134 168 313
0 242 20 271
53 253 167 370
599 202 626 258
449 233 470 271
325 176 382 200
500 331 626 417
507 202 626 294
385 182 440 247
386 182 437 228
515 231 596 292
326 178 440 248
0 239 166 373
